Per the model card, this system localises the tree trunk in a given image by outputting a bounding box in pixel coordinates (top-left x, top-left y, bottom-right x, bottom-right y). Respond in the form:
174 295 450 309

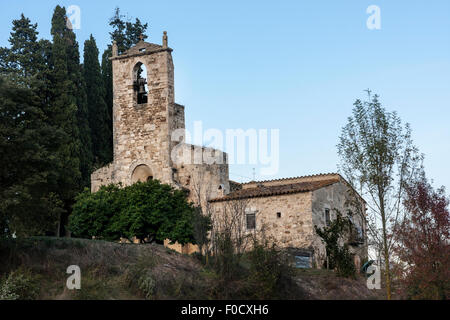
379 195 392 300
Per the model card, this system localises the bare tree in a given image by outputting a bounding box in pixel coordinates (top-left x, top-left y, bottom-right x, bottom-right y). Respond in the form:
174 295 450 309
190 166 214 261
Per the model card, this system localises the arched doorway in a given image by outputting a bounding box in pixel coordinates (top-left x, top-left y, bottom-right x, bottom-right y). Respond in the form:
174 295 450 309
131 164 153 183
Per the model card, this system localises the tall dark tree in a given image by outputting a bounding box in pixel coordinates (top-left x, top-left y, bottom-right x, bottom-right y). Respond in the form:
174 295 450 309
84 35 111 165
0 14 40 78
50 6 84 234
65 22 92 188
101 7 149 162
0 14 62 237
101 49 113 153
0 77 64 237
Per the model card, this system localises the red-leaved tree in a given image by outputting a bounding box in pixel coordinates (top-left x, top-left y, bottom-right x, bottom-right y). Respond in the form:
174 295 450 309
393 176 450 299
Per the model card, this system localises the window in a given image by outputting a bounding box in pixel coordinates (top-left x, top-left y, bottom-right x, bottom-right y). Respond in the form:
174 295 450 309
246 213 256 230
295 255 312 269
325 208 330 226
276 212 281 218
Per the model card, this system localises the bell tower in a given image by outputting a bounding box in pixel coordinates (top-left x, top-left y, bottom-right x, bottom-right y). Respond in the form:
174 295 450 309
109 32 176 185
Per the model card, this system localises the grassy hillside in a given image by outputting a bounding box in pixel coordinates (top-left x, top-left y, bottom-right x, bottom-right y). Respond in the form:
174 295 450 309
0 237 383 300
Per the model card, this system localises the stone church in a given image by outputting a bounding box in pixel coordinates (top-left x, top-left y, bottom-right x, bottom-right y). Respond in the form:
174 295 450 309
91 33 367 269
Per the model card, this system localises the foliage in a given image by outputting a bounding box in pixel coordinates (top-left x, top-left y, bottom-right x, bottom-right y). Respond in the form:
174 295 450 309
0 268 40 300
0 77 63 237
83 35 112 166
0 7 151 237
211 230 239 281
192 207 212 258
69 180 196 245
315 212 356 277
337 91 422 297
245 237 295 299
392 175 450 299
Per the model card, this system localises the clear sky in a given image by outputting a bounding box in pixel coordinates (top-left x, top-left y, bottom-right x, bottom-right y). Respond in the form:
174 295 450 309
1 0 449 189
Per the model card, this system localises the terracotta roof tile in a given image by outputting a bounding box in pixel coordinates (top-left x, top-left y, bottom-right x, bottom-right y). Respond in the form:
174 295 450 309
210 178 339 202
240 172 339 185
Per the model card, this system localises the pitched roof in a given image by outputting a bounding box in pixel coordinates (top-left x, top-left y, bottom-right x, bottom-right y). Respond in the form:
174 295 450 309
111 40 171 60
210 178 340 202
123 41 163 55
240 173 339 186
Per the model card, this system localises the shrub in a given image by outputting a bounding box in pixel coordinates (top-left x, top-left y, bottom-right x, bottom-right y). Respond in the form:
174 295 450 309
0 268 39 300
137 272 156 299
315 212 356 278
245 238 295 299
69 180 196 244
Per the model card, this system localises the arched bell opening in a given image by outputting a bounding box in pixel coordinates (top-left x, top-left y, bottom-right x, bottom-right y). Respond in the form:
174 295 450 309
132 62 148 104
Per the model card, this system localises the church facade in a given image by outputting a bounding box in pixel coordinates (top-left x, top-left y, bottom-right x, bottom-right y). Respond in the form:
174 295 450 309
91 34 367 268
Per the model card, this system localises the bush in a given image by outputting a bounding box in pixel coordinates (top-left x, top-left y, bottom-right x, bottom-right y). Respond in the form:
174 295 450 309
69 180 196 244
0 268 39 300
212 231 239 281
245 239 296 299
137 272 156 299
315 212 356 278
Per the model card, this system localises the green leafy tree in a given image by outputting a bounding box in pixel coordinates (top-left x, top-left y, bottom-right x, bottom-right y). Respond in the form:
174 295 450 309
315 212 356 277
83 35 111 166
0 77 64 237
0 14 41 78
337 91 422 298
0 14 63 237
69 180 196 245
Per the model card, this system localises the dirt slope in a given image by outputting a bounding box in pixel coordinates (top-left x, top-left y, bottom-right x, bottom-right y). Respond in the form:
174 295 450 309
0 237 384 300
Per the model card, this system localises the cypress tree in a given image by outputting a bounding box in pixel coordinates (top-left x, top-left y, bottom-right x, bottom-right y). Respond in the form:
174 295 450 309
84 35 111 165
50 5 83 234
65 23 92 188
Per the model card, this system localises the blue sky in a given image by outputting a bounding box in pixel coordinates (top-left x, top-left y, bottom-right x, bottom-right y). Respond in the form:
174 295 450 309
1 0 449 189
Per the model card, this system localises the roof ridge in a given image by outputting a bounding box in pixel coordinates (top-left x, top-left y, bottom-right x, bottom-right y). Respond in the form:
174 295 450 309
241 172 340 185
210 178 340 202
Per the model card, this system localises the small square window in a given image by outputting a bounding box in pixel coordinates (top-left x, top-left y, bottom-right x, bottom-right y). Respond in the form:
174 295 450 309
276 212 281 218
246 213 256 230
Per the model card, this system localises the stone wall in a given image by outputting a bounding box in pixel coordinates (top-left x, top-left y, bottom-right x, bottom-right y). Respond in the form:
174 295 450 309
210 192 315 255
311 181 368 268
210 180 368 268
91 38 230 209
91 163 115 192
172 143 230 205
110 46 175 187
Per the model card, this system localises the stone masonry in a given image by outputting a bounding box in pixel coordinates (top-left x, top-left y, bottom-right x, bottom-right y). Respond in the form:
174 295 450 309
91 33 229 203
91 35 367 268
